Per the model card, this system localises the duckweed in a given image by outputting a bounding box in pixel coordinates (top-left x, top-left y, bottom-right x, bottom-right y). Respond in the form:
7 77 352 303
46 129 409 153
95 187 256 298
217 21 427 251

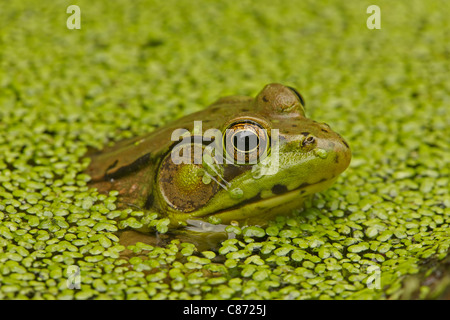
0 0 449 300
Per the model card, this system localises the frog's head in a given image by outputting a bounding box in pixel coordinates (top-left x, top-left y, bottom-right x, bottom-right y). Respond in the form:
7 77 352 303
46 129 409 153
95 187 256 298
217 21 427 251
159 83 351 227
253 83 352 182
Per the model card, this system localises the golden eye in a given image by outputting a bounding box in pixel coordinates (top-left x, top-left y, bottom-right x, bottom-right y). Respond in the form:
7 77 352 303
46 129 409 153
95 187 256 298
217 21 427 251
223 121 269 164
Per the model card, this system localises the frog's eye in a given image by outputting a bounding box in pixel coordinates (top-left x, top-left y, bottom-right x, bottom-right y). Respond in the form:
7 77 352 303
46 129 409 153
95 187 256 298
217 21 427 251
287 86 306 108
223 121 269 165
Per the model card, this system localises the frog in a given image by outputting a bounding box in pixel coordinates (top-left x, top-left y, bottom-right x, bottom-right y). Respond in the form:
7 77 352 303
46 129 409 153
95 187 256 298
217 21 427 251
85 83 351 246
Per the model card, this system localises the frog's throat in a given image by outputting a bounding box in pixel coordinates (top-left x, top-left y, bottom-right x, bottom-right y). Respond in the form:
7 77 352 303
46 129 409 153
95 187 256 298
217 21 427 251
186 177 338 227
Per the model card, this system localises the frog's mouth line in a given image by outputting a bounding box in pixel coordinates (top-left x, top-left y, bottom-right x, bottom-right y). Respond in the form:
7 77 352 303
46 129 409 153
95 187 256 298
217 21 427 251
192 177 337 225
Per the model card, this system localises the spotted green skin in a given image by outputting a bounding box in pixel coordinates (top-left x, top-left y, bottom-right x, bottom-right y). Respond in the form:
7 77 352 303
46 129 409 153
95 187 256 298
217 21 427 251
86 83 351 228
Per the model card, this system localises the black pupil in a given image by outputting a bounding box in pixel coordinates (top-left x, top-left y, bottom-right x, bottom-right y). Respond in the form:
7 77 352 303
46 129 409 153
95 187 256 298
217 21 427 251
233 130 259 152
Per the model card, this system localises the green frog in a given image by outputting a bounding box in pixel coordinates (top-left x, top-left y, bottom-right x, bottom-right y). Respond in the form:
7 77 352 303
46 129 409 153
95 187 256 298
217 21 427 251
86 83 351 240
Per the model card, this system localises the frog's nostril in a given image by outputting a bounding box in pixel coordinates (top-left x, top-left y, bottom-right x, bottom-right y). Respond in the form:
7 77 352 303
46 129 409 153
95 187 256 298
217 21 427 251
302 135 315 146
299 134 316 150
